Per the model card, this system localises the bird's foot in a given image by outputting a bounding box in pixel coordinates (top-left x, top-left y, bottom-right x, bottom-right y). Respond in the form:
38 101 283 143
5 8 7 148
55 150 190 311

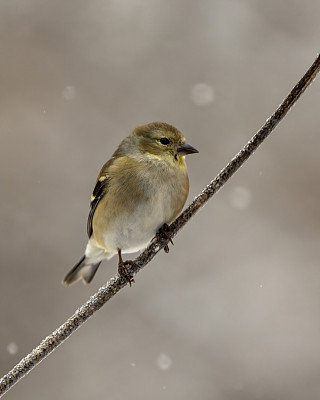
154 223 174 253
117 249 136 286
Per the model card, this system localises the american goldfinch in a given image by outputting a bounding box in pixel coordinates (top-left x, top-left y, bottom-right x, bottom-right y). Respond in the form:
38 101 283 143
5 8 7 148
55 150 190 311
63 122 198 286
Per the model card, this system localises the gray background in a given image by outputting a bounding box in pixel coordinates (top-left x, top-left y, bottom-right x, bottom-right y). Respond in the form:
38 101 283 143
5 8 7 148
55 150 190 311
1 1 320 399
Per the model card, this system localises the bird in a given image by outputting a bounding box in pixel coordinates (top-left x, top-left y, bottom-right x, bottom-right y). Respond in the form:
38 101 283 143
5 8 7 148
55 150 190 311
62 122 198 286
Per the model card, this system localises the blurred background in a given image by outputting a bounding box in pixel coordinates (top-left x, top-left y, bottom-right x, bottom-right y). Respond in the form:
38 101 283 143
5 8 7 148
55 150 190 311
1 1 320 399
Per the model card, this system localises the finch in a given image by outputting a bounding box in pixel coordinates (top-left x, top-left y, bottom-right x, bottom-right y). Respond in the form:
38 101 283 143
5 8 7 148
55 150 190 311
63 122 198 286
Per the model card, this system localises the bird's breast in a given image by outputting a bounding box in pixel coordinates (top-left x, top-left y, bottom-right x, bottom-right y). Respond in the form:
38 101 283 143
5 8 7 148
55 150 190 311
93 160 189 254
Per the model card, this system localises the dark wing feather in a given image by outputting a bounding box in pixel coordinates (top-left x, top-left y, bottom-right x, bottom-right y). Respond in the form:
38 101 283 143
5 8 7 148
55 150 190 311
87 159 114 237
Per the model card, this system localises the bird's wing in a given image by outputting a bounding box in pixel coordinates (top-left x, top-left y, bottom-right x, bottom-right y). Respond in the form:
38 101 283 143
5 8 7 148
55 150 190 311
87 158 114 238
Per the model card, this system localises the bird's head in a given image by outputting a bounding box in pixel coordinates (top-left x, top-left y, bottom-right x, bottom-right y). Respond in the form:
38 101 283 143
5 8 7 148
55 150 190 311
130 122 198 165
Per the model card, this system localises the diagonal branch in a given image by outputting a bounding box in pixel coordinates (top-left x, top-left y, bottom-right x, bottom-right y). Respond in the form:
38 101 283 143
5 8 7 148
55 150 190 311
1 54 320 398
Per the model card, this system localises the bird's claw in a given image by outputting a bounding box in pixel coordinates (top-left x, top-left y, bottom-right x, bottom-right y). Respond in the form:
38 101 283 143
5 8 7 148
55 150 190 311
118 260 135 286
153 223 174 253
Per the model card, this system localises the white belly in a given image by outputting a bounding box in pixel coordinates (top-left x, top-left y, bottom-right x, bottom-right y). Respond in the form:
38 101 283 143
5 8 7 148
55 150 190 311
103 190 171 254
92 157 189 257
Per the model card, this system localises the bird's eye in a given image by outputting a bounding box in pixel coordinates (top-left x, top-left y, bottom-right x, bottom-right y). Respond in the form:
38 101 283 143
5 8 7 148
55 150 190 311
159 137 170 145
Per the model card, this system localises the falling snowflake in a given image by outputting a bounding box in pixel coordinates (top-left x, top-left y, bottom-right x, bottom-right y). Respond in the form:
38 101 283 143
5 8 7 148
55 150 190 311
7 342 18 355
61 86 76 101
229 186 252 209
190 83 214 106
156 353 172 371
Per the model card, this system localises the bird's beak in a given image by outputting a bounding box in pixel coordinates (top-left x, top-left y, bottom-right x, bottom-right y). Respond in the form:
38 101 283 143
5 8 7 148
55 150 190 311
177 143 199 156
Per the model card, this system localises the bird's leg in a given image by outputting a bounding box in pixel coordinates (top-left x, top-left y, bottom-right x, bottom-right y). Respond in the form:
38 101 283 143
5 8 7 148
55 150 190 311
117 248 135 286
154 223 174 253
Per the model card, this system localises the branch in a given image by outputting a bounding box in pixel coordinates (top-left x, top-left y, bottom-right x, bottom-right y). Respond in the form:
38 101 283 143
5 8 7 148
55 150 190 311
1 54 320 398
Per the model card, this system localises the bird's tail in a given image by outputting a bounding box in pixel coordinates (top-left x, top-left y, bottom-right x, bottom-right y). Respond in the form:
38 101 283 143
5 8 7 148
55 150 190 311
62 255 101 286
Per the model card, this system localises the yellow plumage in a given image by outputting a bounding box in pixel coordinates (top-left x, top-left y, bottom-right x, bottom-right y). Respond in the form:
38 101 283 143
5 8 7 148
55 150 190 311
63 122 198 286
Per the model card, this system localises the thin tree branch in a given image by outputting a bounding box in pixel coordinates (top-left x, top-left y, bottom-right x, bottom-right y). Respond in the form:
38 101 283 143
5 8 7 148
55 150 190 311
1 54 320 398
